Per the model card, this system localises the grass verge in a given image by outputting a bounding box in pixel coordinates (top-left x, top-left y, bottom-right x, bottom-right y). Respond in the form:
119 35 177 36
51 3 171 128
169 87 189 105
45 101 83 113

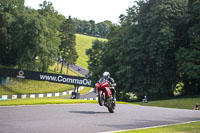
133 96 200 110
0 98 98 106
118 121 200 133
0 97 128 106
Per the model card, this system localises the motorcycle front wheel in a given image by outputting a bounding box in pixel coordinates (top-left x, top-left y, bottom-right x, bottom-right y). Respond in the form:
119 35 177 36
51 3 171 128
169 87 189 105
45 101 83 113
98 90 104 106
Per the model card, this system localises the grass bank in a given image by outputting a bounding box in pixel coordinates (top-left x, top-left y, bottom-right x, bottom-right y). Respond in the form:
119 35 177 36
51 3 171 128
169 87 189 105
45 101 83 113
0 79 73 95
76 34 107 69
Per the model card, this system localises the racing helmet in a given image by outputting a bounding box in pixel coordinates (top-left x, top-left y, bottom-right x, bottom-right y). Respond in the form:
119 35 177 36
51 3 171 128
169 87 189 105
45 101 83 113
103 72 110 79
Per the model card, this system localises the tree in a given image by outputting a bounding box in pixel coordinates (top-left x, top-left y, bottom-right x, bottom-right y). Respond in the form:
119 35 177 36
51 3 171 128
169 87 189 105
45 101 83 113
73 18 83 33
0 0 62 72
129 0 188 99
34 0 61 72
86 40 107 85
87 0 189 100
176 0 200 95
15 9 48 70
107 0 187 99
96 21 112 38
89 20 98 36
73 19 113 38
82 20 91 35
0 0 25 66
59 16 78 73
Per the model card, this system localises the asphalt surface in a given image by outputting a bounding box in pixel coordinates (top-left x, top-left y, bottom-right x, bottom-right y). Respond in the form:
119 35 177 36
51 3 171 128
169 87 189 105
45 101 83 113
56 60 89 77
1 104 200 133
80 89 97 99
31 63 200 132
69 64 89 77
58 91 97 100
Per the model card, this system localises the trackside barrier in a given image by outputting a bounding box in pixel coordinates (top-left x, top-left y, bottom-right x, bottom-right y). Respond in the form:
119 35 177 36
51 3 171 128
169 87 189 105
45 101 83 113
0 68 97 100
0 87 98 100
0 89 80 100
0 68 92 87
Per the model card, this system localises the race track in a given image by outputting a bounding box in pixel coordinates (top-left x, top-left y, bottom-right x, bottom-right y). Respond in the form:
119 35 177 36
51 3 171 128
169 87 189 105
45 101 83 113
0 104 200 133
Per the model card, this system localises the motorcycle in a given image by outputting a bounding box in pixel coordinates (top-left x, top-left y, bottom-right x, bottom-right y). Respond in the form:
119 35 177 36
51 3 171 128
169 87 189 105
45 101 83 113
95 78 116 113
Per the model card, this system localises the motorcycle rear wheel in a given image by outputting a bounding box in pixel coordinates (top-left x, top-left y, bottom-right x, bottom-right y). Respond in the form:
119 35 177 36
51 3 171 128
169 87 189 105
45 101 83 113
108 100 115 113
108 105 115 113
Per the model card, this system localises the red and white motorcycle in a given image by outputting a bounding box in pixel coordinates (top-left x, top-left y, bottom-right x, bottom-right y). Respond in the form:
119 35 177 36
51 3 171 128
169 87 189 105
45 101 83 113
95 78 116 113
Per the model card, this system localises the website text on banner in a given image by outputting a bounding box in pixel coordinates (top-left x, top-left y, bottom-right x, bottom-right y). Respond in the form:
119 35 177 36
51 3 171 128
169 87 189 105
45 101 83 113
0 68 92 87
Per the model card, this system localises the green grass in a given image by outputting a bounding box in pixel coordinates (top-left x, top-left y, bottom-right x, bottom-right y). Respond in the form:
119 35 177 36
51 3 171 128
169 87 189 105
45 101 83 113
76 34 107 69
0 98 98 106
119 121 200 133
0 78 74 95
0 98 129 106
133 96 200 110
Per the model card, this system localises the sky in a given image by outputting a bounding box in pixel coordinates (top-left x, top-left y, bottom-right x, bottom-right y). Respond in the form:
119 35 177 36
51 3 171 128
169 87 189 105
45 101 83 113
24 0 134 23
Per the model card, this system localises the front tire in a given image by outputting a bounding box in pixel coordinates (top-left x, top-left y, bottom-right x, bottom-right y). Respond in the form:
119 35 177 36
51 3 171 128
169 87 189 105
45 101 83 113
98 90 104 106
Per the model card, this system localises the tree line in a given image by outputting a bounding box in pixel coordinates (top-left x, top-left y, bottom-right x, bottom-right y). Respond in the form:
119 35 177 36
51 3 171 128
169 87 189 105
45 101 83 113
0 0 114 73
87 0 200 101
0 0 78 73
73 19 114 38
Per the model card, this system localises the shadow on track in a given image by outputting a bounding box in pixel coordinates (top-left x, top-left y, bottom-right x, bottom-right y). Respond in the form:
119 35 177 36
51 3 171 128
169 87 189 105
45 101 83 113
69 111 108 114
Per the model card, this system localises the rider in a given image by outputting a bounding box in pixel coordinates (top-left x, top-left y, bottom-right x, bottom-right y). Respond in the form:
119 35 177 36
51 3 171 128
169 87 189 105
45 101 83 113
103 72 116 99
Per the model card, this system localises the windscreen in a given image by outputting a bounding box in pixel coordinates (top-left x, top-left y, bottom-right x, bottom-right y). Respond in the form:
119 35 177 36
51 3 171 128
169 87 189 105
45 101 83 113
98 78 106 83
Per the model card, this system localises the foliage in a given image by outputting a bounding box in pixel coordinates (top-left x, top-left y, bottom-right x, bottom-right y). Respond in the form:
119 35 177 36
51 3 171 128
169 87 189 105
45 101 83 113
59 16 78 73
0 0 59 71
116 0 188 99
34 1 62 72
86 40 107 85
0 0 77 72
176 0 200 95
87 0 200 100
0 0 25 66
74 18 114 38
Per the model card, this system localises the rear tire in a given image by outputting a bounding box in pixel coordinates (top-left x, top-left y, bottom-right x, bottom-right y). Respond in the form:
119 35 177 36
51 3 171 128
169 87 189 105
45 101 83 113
108 105 115 113
108 99 115 113
98 90 104 106
108 107 114 113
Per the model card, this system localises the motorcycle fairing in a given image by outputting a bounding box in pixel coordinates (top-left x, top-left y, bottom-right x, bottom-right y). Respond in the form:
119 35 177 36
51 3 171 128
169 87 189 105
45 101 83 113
105 87 112 97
